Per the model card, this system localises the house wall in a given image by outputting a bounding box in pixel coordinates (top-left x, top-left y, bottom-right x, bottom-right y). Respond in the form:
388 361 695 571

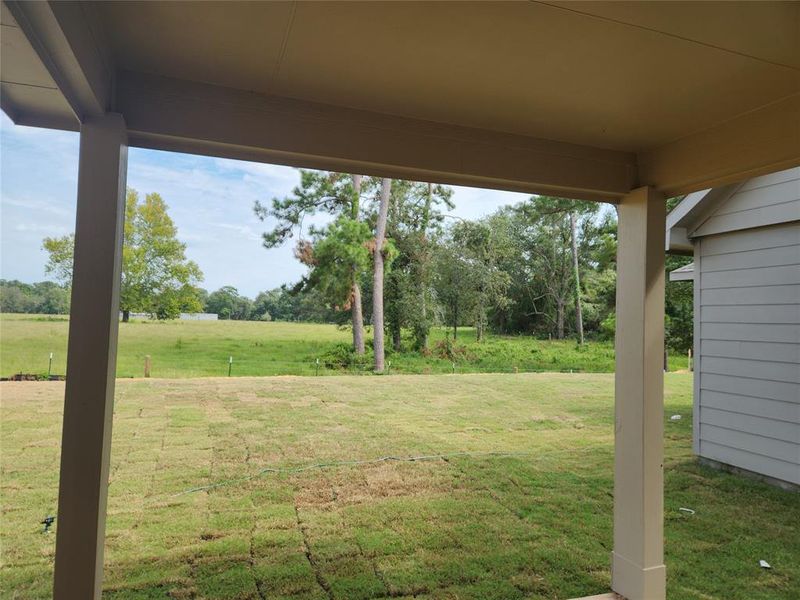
692 167 800 237
693 221 800 485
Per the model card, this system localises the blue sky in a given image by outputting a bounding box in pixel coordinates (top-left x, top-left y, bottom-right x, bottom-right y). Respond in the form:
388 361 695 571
0 112 530 297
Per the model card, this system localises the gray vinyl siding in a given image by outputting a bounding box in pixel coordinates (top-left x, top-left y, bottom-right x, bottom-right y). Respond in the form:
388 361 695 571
692 168 800 238
695 221 800 485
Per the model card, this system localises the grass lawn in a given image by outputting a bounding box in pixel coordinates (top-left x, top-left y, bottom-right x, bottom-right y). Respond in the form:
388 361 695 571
0 314 688 378
2 373 796 599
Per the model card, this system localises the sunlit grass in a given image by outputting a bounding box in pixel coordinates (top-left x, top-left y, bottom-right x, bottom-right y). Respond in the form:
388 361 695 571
0 314 688 378
1 373 795 599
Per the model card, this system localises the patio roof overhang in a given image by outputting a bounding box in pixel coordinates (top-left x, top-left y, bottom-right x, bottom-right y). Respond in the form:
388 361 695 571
2 1 798 203
2 3 798 600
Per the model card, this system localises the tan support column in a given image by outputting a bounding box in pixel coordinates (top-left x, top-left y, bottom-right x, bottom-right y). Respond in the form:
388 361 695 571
612 186 666 600
53 114 128 600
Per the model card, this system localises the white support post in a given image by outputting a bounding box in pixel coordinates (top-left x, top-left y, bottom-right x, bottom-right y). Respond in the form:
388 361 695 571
612 186 666 600
53 114 128 600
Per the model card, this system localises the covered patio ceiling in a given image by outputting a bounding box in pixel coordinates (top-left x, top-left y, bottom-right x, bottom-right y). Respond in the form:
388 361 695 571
2 1 799 202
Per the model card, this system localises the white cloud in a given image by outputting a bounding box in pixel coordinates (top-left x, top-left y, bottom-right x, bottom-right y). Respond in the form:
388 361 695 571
1 194 73 218
13 222 69 234
210 222 262 242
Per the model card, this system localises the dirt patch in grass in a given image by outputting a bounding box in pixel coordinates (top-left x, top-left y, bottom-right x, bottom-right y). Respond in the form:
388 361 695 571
293 461 456 510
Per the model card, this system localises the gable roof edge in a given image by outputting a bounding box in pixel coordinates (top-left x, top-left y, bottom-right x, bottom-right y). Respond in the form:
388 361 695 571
665 182 742 252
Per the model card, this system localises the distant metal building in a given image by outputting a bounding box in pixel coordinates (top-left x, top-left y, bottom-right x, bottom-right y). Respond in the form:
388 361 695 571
667 167 800 489
178 313 218 321
123 312 219 321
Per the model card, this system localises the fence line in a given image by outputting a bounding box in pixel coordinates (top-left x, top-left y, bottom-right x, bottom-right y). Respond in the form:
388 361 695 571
130 356 612 378
6 350 687 380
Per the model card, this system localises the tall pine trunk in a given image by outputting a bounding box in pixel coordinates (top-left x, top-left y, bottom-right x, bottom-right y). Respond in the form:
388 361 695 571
352 283 365 354
570 212 584 344
416 182 433 350
372 178 391 372
351 175 365 354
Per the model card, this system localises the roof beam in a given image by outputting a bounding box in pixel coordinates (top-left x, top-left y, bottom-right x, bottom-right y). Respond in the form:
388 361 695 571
638 94 800 197
4 0 112 122
115 70 637 203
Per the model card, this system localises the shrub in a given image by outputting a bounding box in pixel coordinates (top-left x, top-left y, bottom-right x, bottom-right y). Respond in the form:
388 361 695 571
433 338 472 361
319 343 372 370
599 314 615 341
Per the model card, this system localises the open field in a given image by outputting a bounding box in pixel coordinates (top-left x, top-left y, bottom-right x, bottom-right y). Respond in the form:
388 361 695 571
2 373 797 599
0 314 688 378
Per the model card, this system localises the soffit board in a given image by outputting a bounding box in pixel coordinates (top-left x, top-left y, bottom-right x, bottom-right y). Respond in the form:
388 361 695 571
96 1 800 152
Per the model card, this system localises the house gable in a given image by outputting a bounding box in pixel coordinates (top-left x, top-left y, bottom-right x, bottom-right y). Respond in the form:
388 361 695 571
691 167 800 237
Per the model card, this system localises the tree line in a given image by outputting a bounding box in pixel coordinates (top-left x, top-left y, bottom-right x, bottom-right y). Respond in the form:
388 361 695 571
254 170 693 372
9 177 692 367
0 278 332 323
0 280 70 314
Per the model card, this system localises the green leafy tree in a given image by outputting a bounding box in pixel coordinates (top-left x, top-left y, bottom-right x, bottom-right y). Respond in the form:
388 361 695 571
664 196 694 352
33 281 71 314
0 281 36 313
296 216 373 313
252 290 277 321
506 197 599 339
195 288 210 311
42 188 204 320
0 280 70 314
206 286 253 320
571 208 618 339
452 219 513 342
253 286 295 321
433 218 512 342
151 283 204 320
256 170 370 352
433 235 474 341
250 285 338 323
383 181 453 350
41 237 74 285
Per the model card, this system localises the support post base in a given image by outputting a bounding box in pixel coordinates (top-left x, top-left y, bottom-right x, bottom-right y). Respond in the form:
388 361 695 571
612 552 666 600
